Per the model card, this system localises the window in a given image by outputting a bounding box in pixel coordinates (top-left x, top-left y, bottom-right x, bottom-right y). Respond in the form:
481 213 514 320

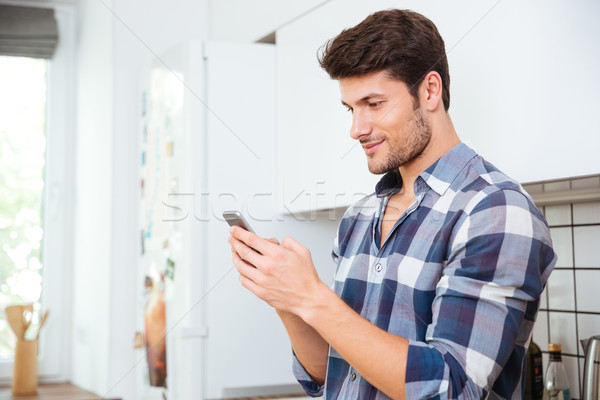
0 55 47 358
0 2 74 383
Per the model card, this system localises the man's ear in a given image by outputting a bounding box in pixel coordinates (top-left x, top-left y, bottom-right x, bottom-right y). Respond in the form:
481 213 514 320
420 71 443 112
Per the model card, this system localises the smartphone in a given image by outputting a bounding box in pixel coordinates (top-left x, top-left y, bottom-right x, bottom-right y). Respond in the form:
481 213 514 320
223 210 255 233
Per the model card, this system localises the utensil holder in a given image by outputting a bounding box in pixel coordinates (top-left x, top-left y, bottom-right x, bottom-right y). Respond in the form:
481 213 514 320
12 339 38 395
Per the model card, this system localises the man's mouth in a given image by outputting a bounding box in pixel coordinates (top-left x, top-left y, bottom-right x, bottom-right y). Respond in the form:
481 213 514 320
362 140 383 155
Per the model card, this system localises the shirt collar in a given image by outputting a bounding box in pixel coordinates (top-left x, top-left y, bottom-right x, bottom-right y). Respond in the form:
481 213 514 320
375 169 401 197
375 142 478 198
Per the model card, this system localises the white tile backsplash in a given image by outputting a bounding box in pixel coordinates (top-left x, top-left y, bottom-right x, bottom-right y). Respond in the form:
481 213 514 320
550 227 574 268
514 179 598 398
563 355 581 399
576 313 600 349
575 270 600 312
546 204 572 226
549 312 579 355
573 226 600 268
540 285 548 309
533 311 549 348
579 357 585 397
573 202 600 224
547 270 576 311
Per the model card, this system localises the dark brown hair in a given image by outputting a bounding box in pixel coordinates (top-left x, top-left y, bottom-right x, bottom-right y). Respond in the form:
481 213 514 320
318 9 450 111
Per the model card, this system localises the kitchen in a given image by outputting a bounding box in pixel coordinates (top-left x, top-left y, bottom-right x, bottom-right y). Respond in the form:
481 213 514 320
0 0 599 399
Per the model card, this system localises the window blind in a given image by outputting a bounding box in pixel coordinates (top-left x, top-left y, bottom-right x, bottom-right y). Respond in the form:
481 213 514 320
0 4 59 59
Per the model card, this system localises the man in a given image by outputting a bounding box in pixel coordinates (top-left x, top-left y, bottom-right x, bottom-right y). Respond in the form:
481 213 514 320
228 9 556 400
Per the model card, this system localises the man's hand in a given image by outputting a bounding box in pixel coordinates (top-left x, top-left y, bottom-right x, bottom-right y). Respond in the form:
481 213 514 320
228 226 408 398
227 226 326 318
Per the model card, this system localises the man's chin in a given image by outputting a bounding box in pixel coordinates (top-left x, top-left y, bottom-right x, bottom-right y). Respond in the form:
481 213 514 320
366 160 389 175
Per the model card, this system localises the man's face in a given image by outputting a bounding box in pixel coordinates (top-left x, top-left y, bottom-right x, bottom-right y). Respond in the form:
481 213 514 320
339 70 431 175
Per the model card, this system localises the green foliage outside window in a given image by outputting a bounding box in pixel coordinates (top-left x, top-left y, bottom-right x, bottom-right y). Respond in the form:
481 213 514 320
0 56 47 358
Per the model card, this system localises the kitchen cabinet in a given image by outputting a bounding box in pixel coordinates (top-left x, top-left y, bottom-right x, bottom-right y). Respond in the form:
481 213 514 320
276 1 380 214
276 0 600 215
447 0 600 184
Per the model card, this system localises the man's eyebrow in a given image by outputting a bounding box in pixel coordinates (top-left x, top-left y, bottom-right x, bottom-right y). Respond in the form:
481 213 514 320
341 93 386 107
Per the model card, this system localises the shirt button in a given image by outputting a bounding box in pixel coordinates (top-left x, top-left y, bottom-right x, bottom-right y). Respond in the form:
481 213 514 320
350 372 357 381
375 263 382 272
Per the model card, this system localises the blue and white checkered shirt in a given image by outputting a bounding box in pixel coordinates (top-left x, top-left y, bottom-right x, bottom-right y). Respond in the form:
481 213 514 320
293 143 556 399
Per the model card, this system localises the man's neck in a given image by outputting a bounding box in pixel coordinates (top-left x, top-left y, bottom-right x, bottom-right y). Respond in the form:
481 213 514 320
398 114 460 197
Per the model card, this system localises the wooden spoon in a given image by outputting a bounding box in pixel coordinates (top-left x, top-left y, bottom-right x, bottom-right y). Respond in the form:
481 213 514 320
22 308 33 339
5 306 26 340
36 309 50 340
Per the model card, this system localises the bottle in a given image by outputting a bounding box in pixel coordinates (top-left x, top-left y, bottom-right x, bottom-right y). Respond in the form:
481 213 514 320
525 340 544 400
544 343 571 400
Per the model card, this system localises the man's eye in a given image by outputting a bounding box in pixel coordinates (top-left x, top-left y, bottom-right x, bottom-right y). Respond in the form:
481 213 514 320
368 102 381 108
346 107 353 113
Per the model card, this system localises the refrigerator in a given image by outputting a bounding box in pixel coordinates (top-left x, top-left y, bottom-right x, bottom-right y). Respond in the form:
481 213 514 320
137 40 301 400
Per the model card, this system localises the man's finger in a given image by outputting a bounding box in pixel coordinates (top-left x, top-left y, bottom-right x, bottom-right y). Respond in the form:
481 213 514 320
230 226 278 255
280 235 306 254
238 273 266 300
231 236 264 269
233 252 264 282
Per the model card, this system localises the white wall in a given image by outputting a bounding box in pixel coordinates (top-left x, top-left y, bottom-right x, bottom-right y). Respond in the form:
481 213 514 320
73 0 113 393
210 0 326 42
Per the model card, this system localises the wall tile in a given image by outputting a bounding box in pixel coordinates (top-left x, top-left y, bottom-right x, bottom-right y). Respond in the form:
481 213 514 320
540 285 548 310
525 176 600 397
547 270 575 311
573 201 600 224
550 227 573 268
573 226 600 268
575 270 600 312
577 313 600 351
549 312 579 355
533 311 549 348
546 204 572 226
562 355 580 399
579 357 585 398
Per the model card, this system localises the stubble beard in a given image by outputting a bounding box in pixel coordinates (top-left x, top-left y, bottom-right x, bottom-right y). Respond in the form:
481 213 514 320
367 108 432 175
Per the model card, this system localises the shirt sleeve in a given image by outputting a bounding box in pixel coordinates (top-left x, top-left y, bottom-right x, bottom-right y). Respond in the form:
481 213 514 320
292 350 325 397
404 188 556 399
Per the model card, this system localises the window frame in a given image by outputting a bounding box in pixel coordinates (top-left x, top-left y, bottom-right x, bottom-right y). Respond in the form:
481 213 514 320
0 0 75 384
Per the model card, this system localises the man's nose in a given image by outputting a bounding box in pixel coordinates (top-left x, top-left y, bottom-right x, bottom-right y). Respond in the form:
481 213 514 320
349 109 372 140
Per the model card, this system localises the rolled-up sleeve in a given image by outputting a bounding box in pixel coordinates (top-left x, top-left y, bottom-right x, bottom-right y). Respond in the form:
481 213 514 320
292 350 325 397
404 188 556 399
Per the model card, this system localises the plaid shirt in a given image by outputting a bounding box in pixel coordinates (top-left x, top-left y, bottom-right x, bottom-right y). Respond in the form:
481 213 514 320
293 143 556 399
